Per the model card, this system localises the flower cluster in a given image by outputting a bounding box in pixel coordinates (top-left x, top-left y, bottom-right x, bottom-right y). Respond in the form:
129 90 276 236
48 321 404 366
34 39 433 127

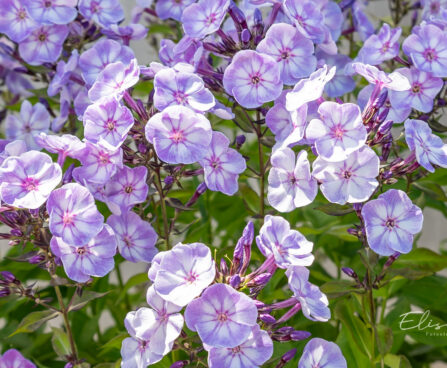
0 0 446 367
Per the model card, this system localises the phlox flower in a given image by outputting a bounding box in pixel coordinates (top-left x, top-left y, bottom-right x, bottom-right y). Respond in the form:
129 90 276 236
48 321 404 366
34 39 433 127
78 0 124 26
0 0 36 42
298 338 347 368
22 0 78 25
35 133 84 166
156 0 195 21
0 349 35 368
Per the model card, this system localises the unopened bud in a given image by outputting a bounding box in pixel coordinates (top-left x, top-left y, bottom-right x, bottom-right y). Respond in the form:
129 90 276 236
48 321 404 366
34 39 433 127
259 313 276 324
291 330 311 341
0 288 11 297
62 163 75 185
275 348 297 368
0 271 16 283
29 254 46 265
342 267 357 278
229 274 241 289
246 272 272 287
164 175 174 186
10 228 23 237
236 134 246 149
170 361 188 368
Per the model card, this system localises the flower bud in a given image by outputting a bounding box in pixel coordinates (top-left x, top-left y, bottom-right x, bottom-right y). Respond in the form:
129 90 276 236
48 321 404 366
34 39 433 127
164 175 174 186
246 272 272 288
241 28 251 43
62 163 75 185
0 288 11 297
138 142 148 154
229 274 241 289
220 258 229 276
170 361 188 368
275 348 297 367
291 330 311 341
259 313 276 324
29 254 46 265
236 135 246 149
342 267 357 278
0 271 16 283
229 2 248 31
10 228 23 237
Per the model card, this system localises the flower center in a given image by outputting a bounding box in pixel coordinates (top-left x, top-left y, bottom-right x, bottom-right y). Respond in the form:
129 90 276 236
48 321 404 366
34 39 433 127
381 42 390 54
211 158 220 170
205 13 217 26
98 152 110 165
343 171 352 179
424 48 437 61
231 346 241 354
63 212 75 225
22 177 39 192
124 185 134 194
17 8 27 20
106 120 116 131
217 312 228 322
332 125 345 139
170 130 185 143
38 33 47 42
76 247 87 255
280 49 291 60
185 271 198 284
174 91 187 104
251 73 261 85
123 236 133 247
385 218 396 229
411 83 421 94
431 2 440 13
90 1 100 13
45 1 52 7
138 340 148 352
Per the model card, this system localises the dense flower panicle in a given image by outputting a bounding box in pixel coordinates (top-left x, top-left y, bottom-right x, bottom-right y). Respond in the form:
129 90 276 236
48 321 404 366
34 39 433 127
50 224 117 283
47 183 104 246
362 189 424 256
72 142 123 185
223 50 283 109
78 0 124 26
389 67 443 114
256 23 316 85
104 165 149 212
356 23 402 66
286 265 331 322
199 131 246 196
205 325 274 368
79 39 135 87
298 338 347 368
88 59 140 102
18 24 68 65
182 0 230 39
185 283 258 348
256 215 314 268
156 0 195 21
268 148 317 212
0 0 36 42
0 349 36 368
312 146 380 205
145 105 212 164
152 242 215 306
83 97 135 150
0 151 62 209
5 100 51 150
22 0 78 25
48 50 79 97
306 101 366 162
403 23 447 77
107 211 158 263
153 67 215 112
285 65 336 111
405 119 447 172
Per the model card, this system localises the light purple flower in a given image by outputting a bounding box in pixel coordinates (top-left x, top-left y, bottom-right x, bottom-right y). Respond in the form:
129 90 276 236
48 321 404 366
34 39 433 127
182 0 230 38
389 67 443 114
258 217 313 271
36 132 84 166
83 97 134 150
23 0 77 25
50 224 116 282
18 25 68 66
88 59 140 102
48 50 79 97
306 101 367 162
422 0 447 20
298 338 347 368
362 189 423 256
403 23 447 77
0 140 28 166
312 146 380 204
79 39 135 86
145 105 212 164
199 131 246 196
0 0 36 42
47 183 104 246
286 265 330 322
283 0 326 44
285 65 336 111
104 165 148 212
107 211 157 263
268 148 317 212
356 24 401 66
352 62 411 92
185 283 258 348
316 51 356 98
121 336 163 368
101 23 148 44
223 50 283 109
156 0 195 21
152 242 216 306
78 0 124 26
405 119 447 172
154 67 215 112
0 151 61 209
256 23 316 85
5 100 50 150
0 349 35 368
206 325 273 368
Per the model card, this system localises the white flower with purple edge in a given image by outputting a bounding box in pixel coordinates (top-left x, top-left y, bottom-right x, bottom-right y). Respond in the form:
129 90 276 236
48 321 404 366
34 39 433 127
22 0 78 25
298 338 347 368
185 283 258 348
361 189 423 256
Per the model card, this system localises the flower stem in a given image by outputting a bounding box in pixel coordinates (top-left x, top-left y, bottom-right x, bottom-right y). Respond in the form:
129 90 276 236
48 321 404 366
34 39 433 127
256 122 265 219
155 167 170 249
116 263 131 311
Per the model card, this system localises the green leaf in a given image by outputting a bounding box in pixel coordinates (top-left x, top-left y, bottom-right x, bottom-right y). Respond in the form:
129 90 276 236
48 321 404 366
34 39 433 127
393 247 447 272
99 333 128 355
117 272 148 302
51 327 71 358
314 203 354 216
10 310 59 336
428 119 447 133
383 354 411 368
68 291 109 312
376 324 393 355
320 280 359 298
